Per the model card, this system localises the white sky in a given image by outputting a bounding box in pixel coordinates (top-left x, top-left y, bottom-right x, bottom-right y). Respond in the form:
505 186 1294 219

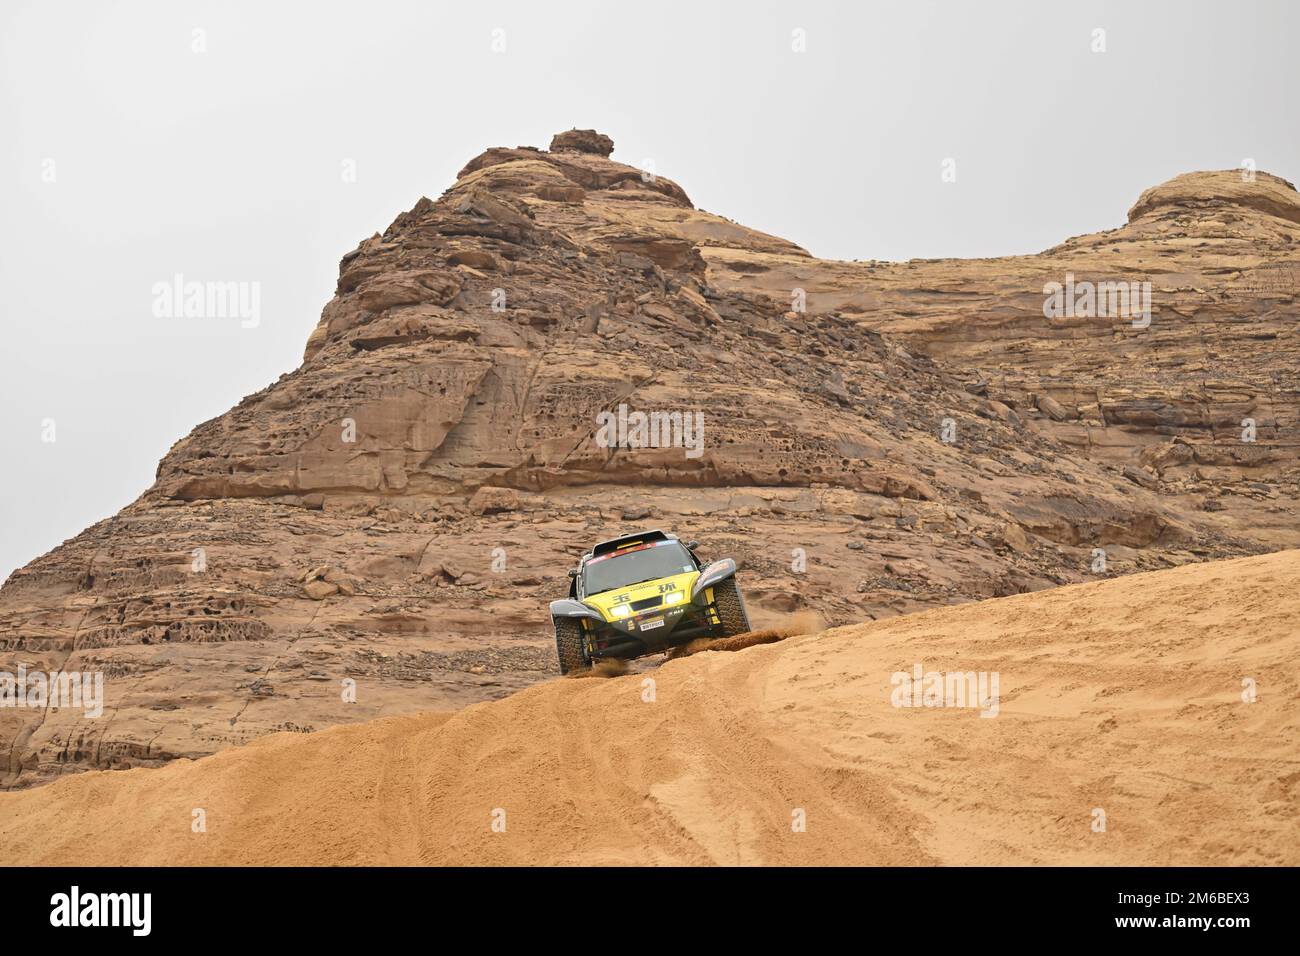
2 0 1297 581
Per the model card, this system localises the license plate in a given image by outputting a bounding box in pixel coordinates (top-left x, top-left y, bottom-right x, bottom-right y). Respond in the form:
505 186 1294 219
639 617 665 631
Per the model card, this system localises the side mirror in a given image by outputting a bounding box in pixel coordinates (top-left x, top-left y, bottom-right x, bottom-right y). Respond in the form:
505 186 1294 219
685 541 699 550
567 568 578 578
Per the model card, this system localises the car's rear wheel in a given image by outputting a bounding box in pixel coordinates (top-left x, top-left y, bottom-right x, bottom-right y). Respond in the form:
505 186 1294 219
713 577 750 637
554 616 590 675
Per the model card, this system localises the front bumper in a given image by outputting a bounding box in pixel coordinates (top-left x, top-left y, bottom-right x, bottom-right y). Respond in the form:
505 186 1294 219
585 596 723 661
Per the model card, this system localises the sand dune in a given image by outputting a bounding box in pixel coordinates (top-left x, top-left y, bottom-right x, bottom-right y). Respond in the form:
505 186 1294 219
2 551 1297 866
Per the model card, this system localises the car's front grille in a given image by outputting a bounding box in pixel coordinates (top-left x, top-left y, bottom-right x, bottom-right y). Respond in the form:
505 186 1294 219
630 595 663 612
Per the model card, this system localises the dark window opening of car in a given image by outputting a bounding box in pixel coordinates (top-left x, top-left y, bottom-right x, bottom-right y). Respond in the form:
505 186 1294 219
582 543 696 597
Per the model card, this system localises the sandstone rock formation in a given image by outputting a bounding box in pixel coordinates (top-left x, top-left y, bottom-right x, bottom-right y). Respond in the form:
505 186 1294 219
2 132 1297 788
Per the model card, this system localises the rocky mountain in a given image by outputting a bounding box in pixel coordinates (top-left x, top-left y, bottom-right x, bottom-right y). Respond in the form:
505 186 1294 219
2 129 1297 788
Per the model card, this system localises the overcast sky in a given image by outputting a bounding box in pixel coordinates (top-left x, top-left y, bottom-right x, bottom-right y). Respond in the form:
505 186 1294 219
2 0 1297 581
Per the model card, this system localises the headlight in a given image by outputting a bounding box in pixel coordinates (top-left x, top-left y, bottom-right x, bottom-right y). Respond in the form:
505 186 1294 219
664 590 685 606
610 604 632 619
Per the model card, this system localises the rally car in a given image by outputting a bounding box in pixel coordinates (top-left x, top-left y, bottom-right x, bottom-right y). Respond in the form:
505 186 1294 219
549 530 750 674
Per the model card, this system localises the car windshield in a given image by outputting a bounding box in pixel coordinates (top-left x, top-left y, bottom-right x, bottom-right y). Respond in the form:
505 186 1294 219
582 542 695 596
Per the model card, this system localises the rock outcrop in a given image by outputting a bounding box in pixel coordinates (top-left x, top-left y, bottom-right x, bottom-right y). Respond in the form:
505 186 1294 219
2 133 1297 788
549 128 615 157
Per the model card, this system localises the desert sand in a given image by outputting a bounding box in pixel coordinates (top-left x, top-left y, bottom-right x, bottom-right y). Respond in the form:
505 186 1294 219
1 549 1295 866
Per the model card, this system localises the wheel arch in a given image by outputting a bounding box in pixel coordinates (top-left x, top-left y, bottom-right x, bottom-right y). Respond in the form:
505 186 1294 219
549 598 605 624
690 558 738 602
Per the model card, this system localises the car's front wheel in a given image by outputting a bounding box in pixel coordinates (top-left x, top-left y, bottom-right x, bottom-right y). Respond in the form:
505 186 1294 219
554 616 590 675
712 577 751 637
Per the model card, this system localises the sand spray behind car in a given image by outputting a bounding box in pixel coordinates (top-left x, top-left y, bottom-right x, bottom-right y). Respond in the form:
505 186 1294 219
565 610 825 677
666 609 825 660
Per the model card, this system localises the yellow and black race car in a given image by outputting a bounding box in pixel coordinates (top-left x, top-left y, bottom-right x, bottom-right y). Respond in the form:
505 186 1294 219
549 530 751 674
